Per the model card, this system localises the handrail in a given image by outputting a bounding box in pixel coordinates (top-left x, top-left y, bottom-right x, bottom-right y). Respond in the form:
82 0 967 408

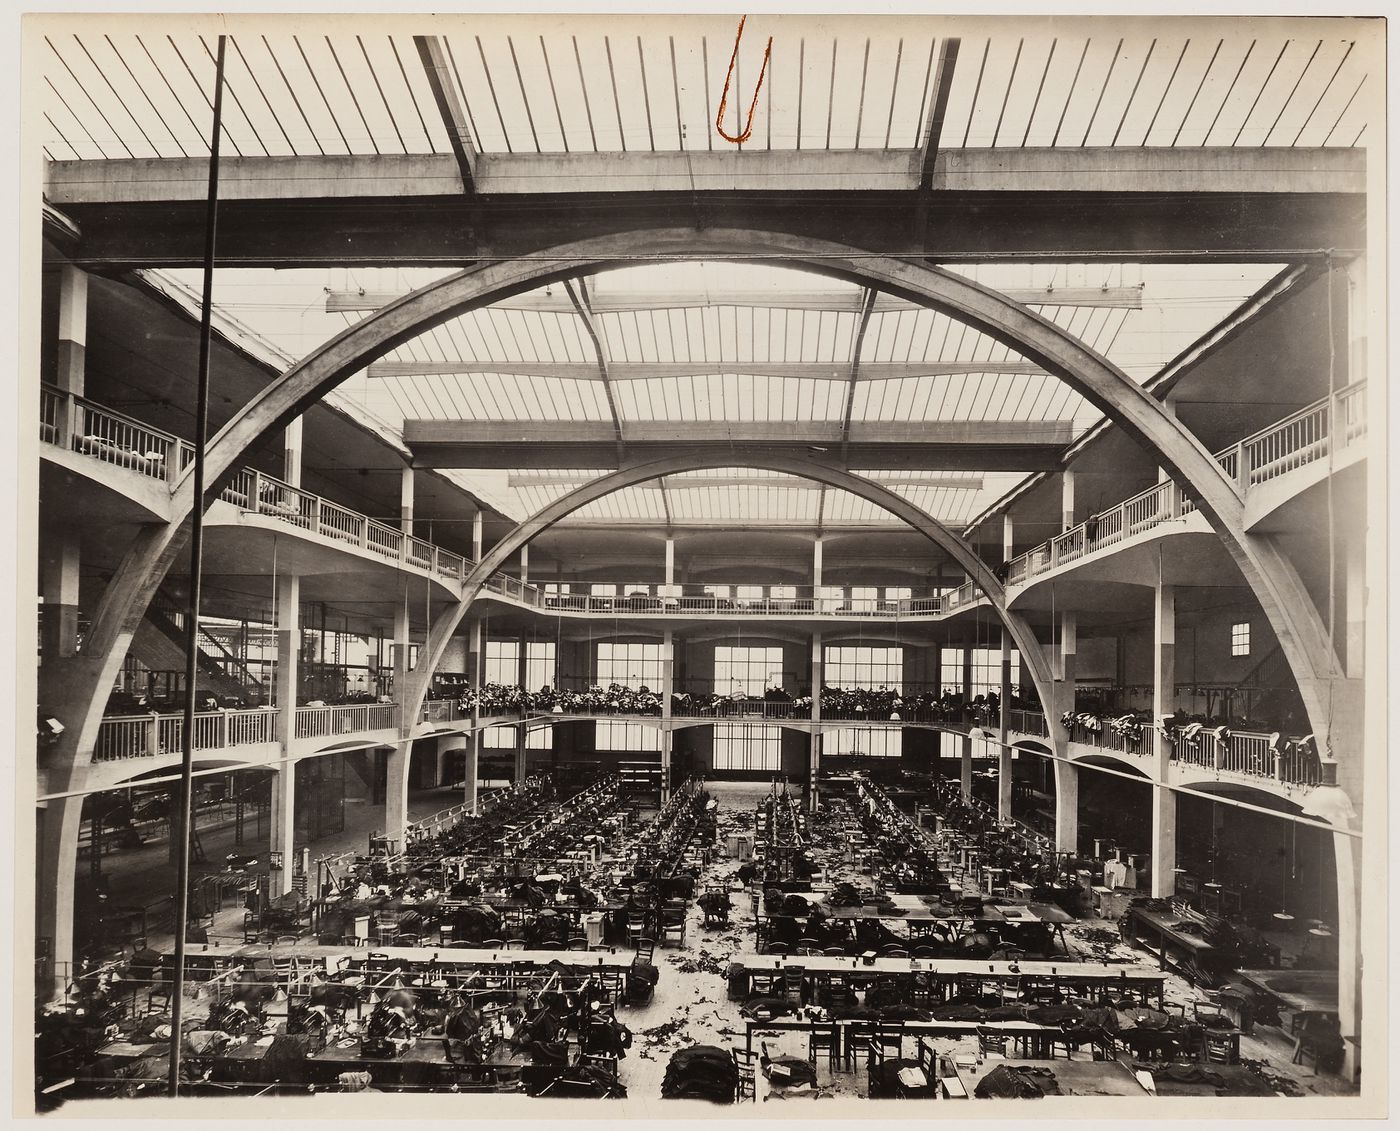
1004 382 1367 589
91 702 398 761
41 384 476 586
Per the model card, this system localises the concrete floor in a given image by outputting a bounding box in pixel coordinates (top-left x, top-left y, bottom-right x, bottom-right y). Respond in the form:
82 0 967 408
91 778 1355 1105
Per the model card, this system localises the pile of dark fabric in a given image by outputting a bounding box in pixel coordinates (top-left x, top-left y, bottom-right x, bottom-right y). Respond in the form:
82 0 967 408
627 960 659 1003
661 1044 738 1103
974 1063 1062 1098
762 1050 818 1089
537 1060 628 1099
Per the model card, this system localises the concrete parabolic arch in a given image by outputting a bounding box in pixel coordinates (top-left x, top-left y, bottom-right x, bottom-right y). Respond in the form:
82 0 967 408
36 227 1354 990
383 452 1062 838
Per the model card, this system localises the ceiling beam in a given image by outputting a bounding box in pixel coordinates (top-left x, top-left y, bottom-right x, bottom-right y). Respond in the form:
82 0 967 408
507 472 986 489
403 423 1073 471
412 36 478 193
47 148 1365 204
544 518 957 531
364 359 1054 381
564 277 624 445
919 38 961 190
841 289 879 444
334 285 1144 315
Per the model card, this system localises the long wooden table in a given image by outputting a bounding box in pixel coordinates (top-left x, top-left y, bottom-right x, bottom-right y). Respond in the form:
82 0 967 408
732 953 1163 1005
743 1017 1073 1055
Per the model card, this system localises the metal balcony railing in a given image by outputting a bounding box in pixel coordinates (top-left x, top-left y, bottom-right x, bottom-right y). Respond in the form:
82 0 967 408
92 707 278 761
481 579 945 619
41 385 477 587
1003 382 1368 589
91 702 398 761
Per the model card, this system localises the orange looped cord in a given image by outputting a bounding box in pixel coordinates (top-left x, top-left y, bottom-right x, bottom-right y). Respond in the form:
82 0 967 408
715 15 772 145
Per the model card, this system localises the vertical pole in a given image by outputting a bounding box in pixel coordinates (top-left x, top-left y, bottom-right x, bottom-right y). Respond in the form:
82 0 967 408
660 629 674 802
1151 578 1177 897
471 510 483 562
169 33 224 1098
664 538 675 587
809 631 822 812
997 627 1012 823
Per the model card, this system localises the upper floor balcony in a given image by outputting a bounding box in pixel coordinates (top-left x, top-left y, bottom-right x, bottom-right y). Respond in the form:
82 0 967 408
480 578 946 620
85 701 400 787
40 384 472 588
1004 382 1367 592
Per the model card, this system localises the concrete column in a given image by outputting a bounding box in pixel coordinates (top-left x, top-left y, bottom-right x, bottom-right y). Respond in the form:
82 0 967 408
284 416 304 488
36 795 85 1001
271 574 300 894
514 638 528 782
1061 470 1076 531
1053 758 1079 854
471 511 483 562
392 594 411 702
959 733 973 798
997 627 1013 822
1333 824 1361 1080
660 629 674 802
812 537 824 588
466 620 482 813
41 535 81 661
1002 514 1014 562
664 538 675 586
519 545 529 586
268 765 296 897
399 464 414 534
55 264 87 394
961 648 973 700
930 646 942 697
1345 537 1365 678
1058 612 1078 707
810 632 822 811
1150 580 1177 897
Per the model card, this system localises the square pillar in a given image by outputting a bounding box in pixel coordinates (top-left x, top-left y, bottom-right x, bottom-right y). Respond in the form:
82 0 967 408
1002 514 1014 562
1151 581 1177 897
960 733 973 798
519 545 529 586
961 648 973 701
660 629 674 801
1061 470 1076 531
1053 758 1079 854
284 416 304 488
392 595 411 703
812 537 824 588
269 765 296 897
997 627 1013 823
55 264 87 394
399 464 414 534
1058 612 1078 713
271 573 301 895
41 534 81 661
514 638 528 782
471 511 483 562
664 538 676 586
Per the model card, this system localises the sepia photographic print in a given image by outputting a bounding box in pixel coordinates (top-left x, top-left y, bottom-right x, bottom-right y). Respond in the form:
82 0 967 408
14 7 1388 1121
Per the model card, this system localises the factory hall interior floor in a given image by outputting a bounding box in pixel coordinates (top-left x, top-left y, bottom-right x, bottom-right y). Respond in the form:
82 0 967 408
103 779 1352 1106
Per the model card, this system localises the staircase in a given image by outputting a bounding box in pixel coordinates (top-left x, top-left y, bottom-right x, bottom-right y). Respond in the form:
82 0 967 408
131 599 264 703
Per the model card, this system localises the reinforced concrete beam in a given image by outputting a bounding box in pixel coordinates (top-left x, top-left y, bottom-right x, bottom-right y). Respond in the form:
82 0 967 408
340 288 1143 315
507 472 984 490
402 422 1074 471
365 360 1055 381
45 147 1364 203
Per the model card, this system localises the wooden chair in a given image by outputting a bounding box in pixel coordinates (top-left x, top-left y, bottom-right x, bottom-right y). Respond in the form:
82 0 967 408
242 912 261 944
766 943 790 957
977 1027 1008 1059
843 1022 874 1072
634 937 656 964
874 1023 904 1060
578 1052 619 1078
480 939 506 949
895 1039 938 1098
566 937 589 951
822 946 847 957
795 937 823 955
809 1023 841 1071
271 955 296 989
506 938 528 950
748 970 782 997
732 1048 758 1102
782 964 806 1004
881 946 910 959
